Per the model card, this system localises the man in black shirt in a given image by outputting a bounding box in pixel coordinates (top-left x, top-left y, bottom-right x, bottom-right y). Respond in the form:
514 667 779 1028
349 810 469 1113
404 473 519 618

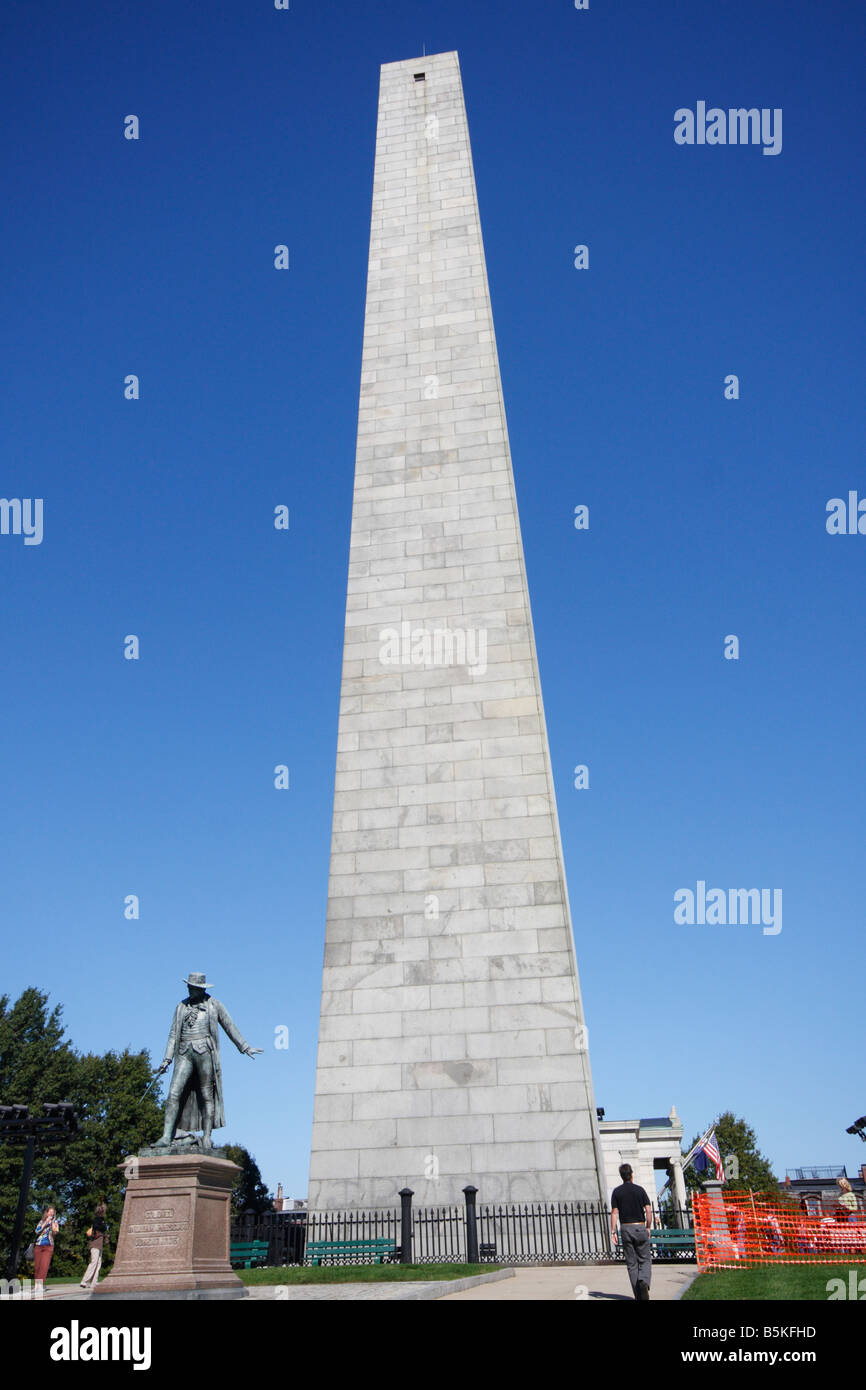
610 1163 653 1300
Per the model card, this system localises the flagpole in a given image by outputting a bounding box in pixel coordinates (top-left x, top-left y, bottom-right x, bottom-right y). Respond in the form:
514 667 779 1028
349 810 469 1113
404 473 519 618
681 1116 721 1174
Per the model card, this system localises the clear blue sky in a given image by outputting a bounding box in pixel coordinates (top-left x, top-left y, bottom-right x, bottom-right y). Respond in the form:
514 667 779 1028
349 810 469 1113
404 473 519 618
2 0 864 1199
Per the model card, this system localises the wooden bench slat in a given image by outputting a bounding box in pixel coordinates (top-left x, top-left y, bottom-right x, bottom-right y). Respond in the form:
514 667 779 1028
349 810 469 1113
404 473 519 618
304 1236 399 1266
306 1240 394 1249
649 1228 696 1257
229 1238 270 1269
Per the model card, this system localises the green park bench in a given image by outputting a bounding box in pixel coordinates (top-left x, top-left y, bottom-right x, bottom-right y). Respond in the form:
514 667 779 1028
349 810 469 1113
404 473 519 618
649 1228 696 1259
304 1237 400 1266
230 1239 270 1269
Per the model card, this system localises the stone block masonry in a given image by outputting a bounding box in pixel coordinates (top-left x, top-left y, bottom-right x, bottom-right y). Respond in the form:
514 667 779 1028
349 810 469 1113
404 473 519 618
308 52 605 1208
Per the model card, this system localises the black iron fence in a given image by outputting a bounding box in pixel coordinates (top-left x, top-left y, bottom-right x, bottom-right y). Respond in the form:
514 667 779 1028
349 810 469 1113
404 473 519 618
478 1201 612 1265
231 1210 307 1267
231 1195 693 1267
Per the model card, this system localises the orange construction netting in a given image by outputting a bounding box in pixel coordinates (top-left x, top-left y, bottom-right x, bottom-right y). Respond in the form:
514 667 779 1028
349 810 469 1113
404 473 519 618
693 1189 866 1269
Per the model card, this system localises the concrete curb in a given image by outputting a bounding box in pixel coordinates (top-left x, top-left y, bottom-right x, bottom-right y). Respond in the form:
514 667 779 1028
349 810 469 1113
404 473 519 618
245 1268 516 1301
35 1272 517 1303
36 1282 248 1302
422 1268 516 1300
333 1268 518 1301
674 1269 701 1300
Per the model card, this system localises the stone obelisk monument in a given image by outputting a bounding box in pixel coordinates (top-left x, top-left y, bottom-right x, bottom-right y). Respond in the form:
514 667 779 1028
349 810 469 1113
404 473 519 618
309 51 604 1208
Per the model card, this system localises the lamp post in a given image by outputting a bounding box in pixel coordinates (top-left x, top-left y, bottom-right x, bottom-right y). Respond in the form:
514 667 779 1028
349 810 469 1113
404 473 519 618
845 1117 866 1143
0 1102 79 1280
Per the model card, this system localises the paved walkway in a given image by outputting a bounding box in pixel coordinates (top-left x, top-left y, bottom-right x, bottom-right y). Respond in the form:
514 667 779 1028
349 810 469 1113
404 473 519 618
438 1264 696 1301
24 1271 514 1303
8 1284 88 1301
23 1265 696 1302
244 1274 508 1300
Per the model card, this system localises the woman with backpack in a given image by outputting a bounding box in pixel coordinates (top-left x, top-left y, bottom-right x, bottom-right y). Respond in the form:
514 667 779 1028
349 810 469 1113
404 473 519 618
79 1202 108 1289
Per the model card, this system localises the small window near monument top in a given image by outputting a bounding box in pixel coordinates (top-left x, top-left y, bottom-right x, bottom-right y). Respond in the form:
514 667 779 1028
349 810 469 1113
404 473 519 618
414 73 425 81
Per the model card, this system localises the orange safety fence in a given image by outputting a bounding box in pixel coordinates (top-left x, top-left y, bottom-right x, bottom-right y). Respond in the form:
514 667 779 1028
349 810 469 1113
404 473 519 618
693 1188 866 1270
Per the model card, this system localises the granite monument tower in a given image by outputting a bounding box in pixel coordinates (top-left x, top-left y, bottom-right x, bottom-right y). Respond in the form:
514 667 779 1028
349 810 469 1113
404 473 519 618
309 52 604 1209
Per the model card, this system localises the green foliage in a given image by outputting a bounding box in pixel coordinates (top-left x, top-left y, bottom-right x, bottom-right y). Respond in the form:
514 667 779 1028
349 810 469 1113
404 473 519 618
0 989 165 1277
684 1110 777 1194
222 1143 273 1215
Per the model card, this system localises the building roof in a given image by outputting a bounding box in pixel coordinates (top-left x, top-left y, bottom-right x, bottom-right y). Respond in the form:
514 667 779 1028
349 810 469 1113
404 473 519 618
786 1166 847 1180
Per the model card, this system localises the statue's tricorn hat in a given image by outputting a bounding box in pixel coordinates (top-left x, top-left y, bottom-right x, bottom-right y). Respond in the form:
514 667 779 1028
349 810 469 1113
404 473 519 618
184 972 213 989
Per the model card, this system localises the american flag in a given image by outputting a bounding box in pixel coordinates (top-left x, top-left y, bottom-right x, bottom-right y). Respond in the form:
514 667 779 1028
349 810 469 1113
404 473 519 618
700 1130 724 1181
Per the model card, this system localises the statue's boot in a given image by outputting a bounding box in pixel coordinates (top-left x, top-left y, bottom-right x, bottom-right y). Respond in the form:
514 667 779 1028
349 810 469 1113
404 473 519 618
154 1096 181 1148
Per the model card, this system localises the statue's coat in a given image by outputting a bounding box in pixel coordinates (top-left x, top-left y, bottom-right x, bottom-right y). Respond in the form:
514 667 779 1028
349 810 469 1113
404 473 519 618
162 995 251 1132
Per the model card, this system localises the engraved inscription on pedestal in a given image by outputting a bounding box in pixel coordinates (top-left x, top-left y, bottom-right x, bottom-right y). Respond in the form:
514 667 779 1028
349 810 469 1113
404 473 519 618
130 1206 187 1246
124 1196 190 1260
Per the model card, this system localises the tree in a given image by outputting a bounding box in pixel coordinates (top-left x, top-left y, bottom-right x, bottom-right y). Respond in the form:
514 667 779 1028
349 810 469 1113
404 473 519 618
684 1110 777 1194
222 1144 273 1215
0 989 164 1277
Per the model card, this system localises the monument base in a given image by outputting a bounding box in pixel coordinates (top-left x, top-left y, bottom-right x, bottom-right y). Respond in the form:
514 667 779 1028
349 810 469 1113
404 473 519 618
88 1286 247 1300
137 1131 225 1158
93 1154 245 1298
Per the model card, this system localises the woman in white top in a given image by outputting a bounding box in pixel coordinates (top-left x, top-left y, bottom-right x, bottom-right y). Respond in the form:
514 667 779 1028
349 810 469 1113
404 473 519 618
837 1177 859 1222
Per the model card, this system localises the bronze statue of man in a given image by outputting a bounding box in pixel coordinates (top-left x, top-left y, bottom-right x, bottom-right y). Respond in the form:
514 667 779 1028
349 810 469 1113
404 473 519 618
153 973 262 1151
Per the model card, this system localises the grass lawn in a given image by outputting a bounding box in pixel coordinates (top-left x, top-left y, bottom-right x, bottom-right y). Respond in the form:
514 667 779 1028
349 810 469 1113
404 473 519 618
236 1263 499 1285
683 1264 859 1301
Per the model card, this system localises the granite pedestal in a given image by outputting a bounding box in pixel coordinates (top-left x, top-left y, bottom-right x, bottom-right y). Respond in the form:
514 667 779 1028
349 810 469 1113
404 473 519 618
93 1154 246 1299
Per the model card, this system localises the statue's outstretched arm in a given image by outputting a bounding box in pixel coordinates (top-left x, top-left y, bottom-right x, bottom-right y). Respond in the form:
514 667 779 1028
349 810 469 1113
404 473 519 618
216 1000 262 1057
